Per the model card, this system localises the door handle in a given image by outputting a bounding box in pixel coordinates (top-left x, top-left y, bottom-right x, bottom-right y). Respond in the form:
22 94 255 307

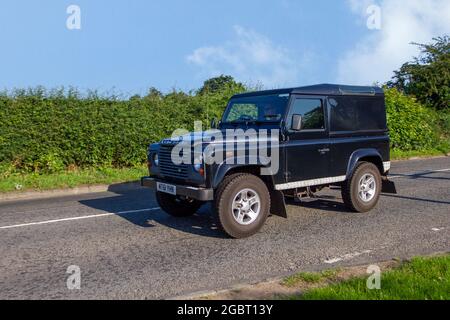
318 148 330 154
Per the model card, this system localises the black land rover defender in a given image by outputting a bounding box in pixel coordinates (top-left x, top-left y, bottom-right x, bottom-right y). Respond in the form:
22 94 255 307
142 84 396 238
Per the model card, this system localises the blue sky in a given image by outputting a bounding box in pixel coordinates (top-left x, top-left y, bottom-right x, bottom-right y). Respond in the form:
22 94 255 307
0 0 449 95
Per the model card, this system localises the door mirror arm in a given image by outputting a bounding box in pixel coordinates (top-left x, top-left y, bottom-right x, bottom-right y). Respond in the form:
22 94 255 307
280 120 288 141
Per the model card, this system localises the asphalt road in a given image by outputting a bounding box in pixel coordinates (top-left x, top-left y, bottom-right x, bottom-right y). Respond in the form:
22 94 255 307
0 157 449 299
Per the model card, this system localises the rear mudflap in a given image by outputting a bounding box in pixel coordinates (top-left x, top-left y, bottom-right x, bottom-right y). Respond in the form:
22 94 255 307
382 177 397 194
269 189 287 218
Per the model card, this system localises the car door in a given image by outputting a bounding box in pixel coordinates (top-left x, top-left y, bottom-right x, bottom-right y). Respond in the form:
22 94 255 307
284 96 330 184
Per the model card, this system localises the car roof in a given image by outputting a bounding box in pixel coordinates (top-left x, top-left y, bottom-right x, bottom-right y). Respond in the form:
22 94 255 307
231 84 384 98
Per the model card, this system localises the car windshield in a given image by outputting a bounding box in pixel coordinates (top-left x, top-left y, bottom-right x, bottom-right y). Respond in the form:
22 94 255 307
222 94 290 124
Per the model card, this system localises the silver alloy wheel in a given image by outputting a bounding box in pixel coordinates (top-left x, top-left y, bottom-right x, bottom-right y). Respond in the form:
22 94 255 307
358 173 377 202
231 188 261 226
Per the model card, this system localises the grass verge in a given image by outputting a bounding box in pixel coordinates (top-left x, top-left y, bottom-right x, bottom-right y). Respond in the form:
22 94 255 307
0 166 147 193
286 255 450 300
282 269 341 287
391 147 449 160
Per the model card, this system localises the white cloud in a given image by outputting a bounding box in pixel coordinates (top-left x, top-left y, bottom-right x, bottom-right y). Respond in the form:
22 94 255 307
337 0 450 85
187 26 310 88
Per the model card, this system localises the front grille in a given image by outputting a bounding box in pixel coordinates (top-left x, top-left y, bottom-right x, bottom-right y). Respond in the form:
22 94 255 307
159 145 189 180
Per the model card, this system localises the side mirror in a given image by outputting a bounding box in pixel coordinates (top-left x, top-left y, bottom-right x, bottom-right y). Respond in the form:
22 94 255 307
291 114 303 131
210 118 217 129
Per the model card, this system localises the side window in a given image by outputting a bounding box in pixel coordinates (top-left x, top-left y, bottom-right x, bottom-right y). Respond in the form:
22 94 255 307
329 96 387 132
356 97 387 130
288 98 324 130
328 97 356 131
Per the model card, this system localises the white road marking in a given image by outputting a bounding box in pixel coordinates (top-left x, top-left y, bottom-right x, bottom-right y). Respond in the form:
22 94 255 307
324 250 373 264
324 257 343 264
0 207 160 230
389 168 450 179
432 228 444 232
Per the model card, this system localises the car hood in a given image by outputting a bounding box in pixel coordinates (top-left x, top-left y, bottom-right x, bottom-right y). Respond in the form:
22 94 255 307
160 129 279 148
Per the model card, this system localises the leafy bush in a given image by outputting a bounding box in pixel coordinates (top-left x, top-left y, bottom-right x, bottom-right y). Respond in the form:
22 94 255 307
437 110 450 138
384 88 441 151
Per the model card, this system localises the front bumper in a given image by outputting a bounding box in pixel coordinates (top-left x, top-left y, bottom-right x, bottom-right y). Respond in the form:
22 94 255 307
141 177 214 201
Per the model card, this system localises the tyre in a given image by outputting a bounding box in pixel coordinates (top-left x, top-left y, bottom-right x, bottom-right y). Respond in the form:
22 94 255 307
342 162 382 213
214 174 270 239
156 191 203 217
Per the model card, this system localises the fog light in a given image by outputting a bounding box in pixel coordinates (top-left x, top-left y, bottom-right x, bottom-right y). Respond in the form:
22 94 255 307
153 153 159 166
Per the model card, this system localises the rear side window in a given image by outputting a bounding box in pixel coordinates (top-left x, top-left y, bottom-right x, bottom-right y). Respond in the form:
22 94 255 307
329 96 386 132
288 98 325 130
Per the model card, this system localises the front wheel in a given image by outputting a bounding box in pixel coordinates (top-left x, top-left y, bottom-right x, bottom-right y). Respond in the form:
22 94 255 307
156 192 203 217
341 162 382 212
214 174 270 239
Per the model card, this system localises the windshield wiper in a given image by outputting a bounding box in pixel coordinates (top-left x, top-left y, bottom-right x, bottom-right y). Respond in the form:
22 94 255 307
227 116 256 125
264 114 281 120
226 120 279 127
228 120 256 127
225 116 281 126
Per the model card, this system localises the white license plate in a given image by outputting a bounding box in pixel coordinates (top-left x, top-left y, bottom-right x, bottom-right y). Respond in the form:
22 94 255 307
157 182 177 195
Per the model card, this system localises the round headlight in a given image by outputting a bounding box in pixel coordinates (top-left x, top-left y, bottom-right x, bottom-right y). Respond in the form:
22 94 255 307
153 153 159 166
194 163 202 172
193 156 203 172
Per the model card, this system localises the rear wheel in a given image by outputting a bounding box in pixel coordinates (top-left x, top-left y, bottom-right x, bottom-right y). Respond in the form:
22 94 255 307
156 192 203 217
342 162 381 212
214 174 270 239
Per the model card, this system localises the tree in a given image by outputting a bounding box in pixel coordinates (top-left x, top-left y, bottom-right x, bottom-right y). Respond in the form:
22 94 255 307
145 87 163 100
198 75 245 95
388 36 449 110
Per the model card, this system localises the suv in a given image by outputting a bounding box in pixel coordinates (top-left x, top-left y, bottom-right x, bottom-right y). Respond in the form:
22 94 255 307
142 84 396 238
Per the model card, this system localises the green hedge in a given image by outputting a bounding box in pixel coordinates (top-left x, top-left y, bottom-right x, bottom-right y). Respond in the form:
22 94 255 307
0 86 239 173
0 86 447 174
384 88 443 151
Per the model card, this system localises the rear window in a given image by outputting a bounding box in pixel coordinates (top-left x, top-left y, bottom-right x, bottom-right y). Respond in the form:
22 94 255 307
328 96 386 132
